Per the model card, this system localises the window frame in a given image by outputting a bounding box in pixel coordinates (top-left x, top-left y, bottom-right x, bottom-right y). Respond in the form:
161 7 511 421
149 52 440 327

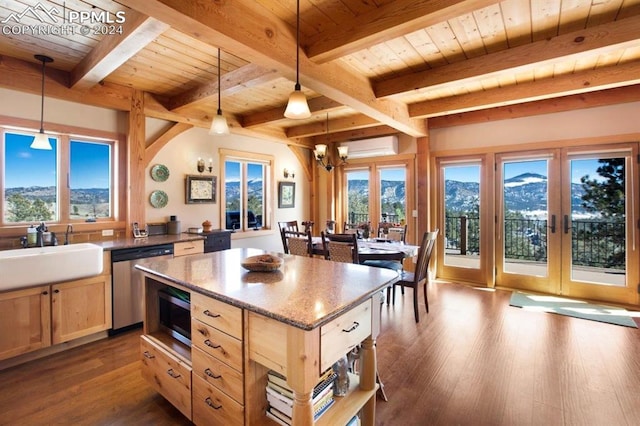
0 117 123 233
220 148 274 234
340 154 415 243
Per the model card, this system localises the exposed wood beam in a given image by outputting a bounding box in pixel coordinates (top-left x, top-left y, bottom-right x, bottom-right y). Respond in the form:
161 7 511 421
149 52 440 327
241 96 343 128
169 64 279 112
428 85 640 128
70 11 169 90
145 122 193 165
310 125 398 145
0 55 132 111
118 0 427 137
376 15 640 98
143 93 315 146
409 61 640 118
286 114 378 138
306 0 499 63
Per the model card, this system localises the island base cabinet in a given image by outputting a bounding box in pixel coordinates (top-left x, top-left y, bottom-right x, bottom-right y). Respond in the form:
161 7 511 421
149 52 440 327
0 286 51 361
140 335 192 420
193 375 244 426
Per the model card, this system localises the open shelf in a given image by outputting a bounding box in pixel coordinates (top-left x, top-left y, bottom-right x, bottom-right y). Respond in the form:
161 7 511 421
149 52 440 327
316 374 377 426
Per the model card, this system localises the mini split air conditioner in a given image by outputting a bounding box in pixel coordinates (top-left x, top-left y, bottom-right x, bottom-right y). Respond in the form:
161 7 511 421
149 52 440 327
340 135 398 159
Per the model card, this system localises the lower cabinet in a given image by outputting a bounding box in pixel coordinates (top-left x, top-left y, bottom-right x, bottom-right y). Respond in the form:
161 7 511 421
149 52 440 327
0 252 112 362
0 285 51 361
52 274 112 344
193 375 244 426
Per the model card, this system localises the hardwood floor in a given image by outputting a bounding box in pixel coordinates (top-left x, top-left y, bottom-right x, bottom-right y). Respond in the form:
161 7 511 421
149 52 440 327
1 281 639 425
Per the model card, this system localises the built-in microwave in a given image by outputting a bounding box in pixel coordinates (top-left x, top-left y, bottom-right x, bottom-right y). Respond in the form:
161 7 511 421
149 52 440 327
158 287 191 346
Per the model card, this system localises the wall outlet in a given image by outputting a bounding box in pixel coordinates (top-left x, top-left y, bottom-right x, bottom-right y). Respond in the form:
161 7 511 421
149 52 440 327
102 229 114 237
412 210 418 218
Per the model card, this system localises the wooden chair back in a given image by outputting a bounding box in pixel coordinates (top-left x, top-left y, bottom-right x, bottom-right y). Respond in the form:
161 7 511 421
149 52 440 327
321 232 359 264
378 224 407 243
413 229 438 285
278 220 299 253
286 230 313 257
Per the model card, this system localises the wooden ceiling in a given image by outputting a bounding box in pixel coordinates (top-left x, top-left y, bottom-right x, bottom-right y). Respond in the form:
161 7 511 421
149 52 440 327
1 0 639 148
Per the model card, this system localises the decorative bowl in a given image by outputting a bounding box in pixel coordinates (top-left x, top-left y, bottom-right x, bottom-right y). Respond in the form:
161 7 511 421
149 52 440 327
241 254 283 272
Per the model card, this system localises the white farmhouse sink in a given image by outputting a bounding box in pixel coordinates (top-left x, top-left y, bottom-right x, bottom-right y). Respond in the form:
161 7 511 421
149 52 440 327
0 243 103 291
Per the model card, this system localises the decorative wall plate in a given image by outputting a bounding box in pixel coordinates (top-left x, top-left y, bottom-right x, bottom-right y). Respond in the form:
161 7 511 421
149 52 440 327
149 190 168 208
150 164 170 182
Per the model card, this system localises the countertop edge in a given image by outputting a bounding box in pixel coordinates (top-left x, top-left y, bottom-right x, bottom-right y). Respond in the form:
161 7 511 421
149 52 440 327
135 264 397 331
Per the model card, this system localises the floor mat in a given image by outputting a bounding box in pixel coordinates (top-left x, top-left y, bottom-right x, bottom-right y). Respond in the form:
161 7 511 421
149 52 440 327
509 291 638 328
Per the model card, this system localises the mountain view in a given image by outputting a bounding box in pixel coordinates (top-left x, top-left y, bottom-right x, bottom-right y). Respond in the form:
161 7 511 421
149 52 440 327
446 173 588 216
4 186 110 221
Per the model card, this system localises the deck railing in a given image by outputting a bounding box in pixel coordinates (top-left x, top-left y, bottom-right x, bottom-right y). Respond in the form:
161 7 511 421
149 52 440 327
445 215 625 269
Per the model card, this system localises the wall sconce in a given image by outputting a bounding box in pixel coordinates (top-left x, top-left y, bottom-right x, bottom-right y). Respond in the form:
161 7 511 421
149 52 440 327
314 144 348 172
283 168 295 179
197 158 213 173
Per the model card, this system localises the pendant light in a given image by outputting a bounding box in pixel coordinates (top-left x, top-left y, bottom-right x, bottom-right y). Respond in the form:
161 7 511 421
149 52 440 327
209 48 230 135
31 54 53 150
284 0 311 119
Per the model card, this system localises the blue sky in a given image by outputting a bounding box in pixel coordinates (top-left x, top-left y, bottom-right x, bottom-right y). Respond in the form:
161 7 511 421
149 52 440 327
225 161 263 182
444 159 606 183
347 167 406 181
4 132 110 188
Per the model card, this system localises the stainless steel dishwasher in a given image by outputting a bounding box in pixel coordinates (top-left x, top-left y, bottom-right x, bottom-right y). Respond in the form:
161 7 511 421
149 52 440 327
110 243 174 333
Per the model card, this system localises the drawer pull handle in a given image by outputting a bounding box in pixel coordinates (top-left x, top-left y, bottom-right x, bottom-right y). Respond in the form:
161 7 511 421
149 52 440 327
204 368 221 379
342 321 360 333
204 339 221 349
143 351 155 359
166 368 181 379
205 397 222 410
203 309 221 318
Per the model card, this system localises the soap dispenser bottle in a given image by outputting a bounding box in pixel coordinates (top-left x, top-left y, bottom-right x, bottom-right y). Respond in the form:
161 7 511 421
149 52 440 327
27 225 37 245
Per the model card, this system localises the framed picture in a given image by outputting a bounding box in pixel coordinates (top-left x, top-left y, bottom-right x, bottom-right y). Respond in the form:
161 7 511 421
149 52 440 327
278 181 295 208
186 175 217 204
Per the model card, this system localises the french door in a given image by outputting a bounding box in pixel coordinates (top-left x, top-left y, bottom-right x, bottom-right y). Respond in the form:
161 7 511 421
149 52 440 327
496 145 639 305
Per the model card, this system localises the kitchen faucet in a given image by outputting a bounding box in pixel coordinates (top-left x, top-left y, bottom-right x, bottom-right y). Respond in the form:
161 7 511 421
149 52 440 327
35 222 46 247
64 224 73 245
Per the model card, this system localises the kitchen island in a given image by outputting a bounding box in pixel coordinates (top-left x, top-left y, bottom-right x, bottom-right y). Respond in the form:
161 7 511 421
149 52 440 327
135 247 399 426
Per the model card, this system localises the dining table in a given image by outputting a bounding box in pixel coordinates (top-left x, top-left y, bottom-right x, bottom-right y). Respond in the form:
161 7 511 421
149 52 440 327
311 236 419 264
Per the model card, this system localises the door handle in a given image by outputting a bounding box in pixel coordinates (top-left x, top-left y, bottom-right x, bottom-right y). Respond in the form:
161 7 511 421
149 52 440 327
550 215 556 233
564 215 570 234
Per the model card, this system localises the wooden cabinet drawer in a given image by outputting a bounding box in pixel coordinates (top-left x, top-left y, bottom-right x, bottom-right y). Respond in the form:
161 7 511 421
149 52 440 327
193 375 244 426
192 292 242 339
192 346 244 404
140 335 192 420
320 299 373 372
192 319 243 372
174 240 204 257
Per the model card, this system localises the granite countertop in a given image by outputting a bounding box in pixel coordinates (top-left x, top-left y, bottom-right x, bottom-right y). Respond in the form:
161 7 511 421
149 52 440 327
93 233 205 251
135 247 399 331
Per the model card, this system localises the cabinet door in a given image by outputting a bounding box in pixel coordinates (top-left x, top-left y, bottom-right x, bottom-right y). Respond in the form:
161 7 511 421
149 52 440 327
51 275 112 344
0 286 51 361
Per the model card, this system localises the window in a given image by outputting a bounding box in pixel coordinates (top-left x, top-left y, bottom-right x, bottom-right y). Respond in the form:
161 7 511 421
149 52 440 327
221 149 272 232
342 157 414 239
2 127 115 225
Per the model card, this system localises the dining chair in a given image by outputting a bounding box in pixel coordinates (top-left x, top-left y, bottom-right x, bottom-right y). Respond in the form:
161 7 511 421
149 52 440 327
321 232 359 264
301 221 314 234
393 229 438 323
378 223 406 243
286 230 313 257
278 220 299 254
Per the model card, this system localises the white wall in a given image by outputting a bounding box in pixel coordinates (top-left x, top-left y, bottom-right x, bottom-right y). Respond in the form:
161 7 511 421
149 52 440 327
430 101 640 151
145 121 310 252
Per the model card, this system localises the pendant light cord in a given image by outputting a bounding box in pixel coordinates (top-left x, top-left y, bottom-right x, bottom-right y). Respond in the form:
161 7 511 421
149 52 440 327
39 58 45 132
295 0 300 90
217 48 222 115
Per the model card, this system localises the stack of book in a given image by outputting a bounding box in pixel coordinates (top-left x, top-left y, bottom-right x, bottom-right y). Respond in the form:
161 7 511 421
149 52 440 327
265 368 337 425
